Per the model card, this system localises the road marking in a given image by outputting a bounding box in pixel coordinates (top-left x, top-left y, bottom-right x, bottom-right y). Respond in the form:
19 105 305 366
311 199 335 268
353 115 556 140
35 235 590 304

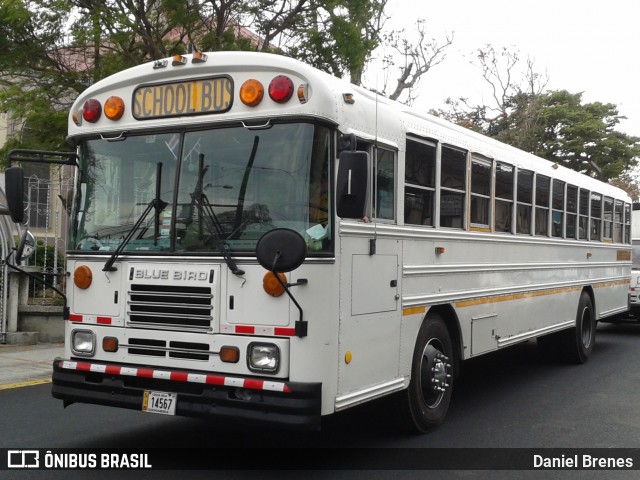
0 378 51 391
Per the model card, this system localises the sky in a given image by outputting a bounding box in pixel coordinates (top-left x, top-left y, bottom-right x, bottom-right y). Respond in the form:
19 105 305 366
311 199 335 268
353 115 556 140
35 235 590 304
378 0 640 138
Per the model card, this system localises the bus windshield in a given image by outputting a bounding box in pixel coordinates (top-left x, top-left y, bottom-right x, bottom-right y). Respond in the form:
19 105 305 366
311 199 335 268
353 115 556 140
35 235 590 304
70 122 331 255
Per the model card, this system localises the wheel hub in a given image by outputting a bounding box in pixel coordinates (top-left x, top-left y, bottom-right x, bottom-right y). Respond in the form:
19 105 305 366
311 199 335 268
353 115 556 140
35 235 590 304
420 341 452 408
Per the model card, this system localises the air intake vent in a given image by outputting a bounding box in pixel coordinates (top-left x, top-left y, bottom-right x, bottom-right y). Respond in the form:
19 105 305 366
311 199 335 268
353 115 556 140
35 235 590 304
127 284 213 332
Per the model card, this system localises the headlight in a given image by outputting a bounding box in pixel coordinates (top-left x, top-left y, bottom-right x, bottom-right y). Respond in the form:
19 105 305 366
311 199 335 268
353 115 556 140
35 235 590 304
71 330 96 356
247 343 280 373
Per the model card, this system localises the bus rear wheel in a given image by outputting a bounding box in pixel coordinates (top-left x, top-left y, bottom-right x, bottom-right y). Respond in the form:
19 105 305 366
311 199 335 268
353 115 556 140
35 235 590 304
396 313 455 433
565 291 595 364
537 291 595 364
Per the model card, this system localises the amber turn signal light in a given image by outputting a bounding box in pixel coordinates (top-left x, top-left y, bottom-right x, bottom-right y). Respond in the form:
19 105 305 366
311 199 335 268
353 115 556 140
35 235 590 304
73 265 93 289
263 271 286 297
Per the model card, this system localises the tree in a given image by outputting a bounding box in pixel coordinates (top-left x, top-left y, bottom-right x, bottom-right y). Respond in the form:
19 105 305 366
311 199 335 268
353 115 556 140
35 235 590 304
0 0 451 160
434 45 640 183
379 20 453 103
524 91 640 180
287 0 388 85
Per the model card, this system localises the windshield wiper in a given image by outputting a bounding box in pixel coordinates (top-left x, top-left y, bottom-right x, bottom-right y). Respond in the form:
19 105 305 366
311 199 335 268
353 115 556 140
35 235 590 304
103 162 167 272
191 153 245 276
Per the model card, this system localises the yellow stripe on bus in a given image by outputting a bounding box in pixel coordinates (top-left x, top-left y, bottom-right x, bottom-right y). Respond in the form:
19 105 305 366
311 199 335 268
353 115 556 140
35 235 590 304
402 306 426 316
454 280 629 308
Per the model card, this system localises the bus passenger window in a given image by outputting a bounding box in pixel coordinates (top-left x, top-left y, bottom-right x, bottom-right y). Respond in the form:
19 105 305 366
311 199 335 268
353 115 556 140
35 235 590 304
440 146 466 229
603 197 613 240
625 203 631 243
494 162 513 233
404 139 435 226
376 148 395 221
614 200 624 243
517 170 533 234
566 185 578 239
579 189 589 240
552 179 565 238
535 175 550 236
470 158 491 228
590 192 602 241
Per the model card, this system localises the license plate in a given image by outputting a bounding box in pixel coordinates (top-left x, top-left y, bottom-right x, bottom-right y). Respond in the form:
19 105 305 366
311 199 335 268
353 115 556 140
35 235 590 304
142 391 177 415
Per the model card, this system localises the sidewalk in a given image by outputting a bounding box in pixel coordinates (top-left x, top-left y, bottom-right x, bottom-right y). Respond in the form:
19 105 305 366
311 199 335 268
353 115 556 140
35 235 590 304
0 342 64 388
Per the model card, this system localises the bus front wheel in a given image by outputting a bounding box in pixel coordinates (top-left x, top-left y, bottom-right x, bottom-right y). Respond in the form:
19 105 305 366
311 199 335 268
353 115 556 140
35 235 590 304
396 313 455 433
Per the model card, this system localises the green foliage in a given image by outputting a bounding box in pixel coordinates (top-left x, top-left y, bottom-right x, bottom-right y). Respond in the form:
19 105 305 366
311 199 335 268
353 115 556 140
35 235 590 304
437 89 640 182
34 239 64 269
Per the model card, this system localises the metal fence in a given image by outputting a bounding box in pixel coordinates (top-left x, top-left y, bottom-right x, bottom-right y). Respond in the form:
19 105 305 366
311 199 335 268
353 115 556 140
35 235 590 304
22 165 73 304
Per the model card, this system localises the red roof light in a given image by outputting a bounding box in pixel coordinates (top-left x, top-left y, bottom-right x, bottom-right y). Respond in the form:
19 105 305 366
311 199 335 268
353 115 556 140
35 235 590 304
82 99 102 123
268 76 294 104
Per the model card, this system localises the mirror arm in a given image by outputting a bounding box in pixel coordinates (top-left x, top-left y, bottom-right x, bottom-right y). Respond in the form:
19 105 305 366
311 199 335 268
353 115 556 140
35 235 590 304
271 252 308 338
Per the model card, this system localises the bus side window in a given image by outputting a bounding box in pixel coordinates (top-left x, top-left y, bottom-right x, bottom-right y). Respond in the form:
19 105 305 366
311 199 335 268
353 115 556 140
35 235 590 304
625 203 631 243
440 146 466 229
614 200 624 243
591 192 602 241
375 148 395 221
603 196 614 241
579 189 589 240
517 169 533 234
566 185 578 239
404 139 436 226
552 179 565 238
470 157 491 229
495 162 514 233
535 175 550 236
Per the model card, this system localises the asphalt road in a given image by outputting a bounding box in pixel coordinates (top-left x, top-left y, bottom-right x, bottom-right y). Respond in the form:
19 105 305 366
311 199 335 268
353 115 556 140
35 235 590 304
2 321 640 478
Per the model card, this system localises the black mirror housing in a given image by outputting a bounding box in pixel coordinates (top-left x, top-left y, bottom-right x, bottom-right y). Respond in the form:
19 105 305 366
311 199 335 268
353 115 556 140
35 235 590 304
336 150 369 219
5 167 25 224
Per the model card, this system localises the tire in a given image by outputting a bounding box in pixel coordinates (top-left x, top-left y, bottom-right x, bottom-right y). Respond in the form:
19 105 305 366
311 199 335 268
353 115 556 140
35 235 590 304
564 291 596 364
396 313 455 433
539 291 595 364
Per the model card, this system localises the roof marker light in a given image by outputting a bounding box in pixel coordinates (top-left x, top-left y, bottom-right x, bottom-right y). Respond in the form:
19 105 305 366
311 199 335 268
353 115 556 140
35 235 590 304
153 59 168 69
268 75 294 104
297 83 309 104
192 51 208 63
72 110 82 126
343 93 355 104
82 99 102 123
172 54 187 66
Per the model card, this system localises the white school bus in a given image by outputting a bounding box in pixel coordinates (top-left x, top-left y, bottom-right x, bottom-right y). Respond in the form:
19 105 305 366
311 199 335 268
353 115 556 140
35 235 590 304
5 51 632 432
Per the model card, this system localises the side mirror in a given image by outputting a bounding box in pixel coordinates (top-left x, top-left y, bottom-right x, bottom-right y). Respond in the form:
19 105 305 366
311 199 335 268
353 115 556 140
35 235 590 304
5 167 25 224
256 228 307 273
16 229 36 264
336 150 369 219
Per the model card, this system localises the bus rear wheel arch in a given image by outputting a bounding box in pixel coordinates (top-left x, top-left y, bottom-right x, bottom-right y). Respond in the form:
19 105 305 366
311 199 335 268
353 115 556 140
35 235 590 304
537 289 595 364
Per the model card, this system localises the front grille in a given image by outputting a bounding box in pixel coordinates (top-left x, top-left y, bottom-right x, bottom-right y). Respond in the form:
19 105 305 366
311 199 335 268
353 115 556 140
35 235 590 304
127 284 213 332
126 338 212 361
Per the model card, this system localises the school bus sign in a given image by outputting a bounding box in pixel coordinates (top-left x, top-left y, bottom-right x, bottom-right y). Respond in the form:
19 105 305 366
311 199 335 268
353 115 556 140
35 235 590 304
132 76 233 119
